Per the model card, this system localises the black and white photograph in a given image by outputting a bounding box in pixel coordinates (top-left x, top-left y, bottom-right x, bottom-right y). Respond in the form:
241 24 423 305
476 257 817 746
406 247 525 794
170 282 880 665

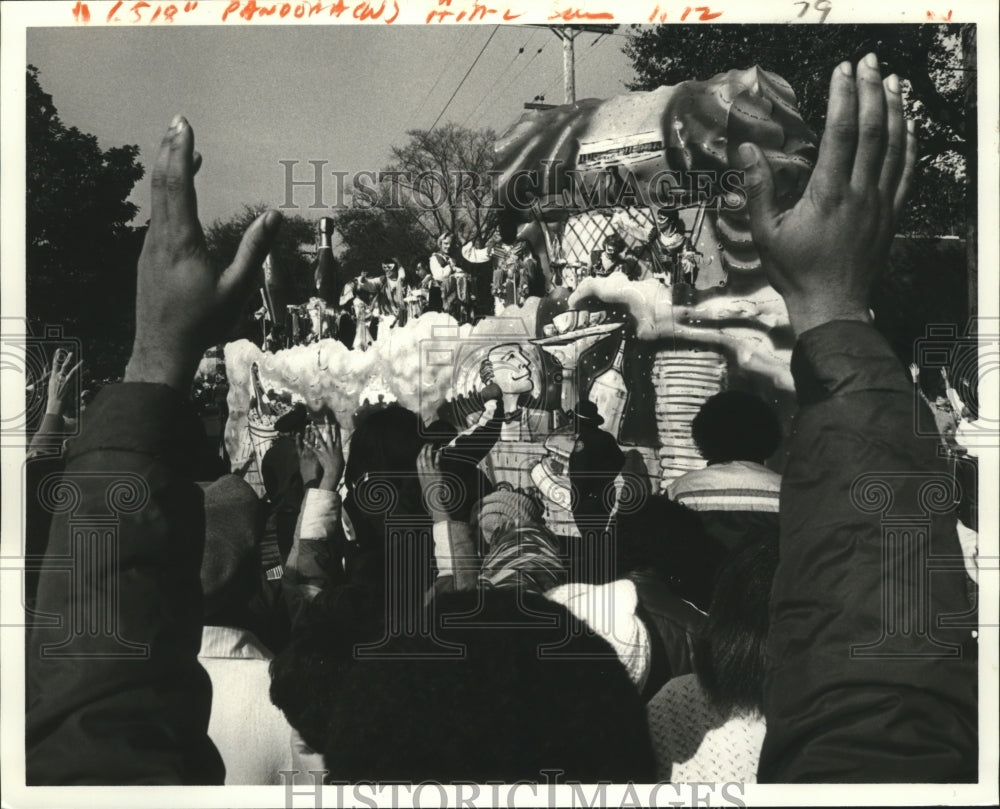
1 1 997 805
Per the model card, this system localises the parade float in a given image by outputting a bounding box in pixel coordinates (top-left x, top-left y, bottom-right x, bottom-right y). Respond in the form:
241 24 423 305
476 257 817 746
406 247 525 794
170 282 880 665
223 65 815 529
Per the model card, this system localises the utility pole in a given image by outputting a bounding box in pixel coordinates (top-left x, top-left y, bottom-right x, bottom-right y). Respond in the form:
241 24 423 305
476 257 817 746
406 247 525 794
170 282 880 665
560 27 577 104
538 25 618 105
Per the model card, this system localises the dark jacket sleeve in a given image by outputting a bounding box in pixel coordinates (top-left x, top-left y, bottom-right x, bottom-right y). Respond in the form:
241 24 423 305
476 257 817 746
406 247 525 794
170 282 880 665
26 384 224 785
759 321 978 783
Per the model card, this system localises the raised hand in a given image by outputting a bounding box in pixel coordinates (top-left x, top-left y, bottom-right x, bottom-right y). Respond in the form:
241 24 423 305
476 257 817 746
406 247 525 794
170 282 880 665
298 416 344 492
739 54 917 336
45 349 83 417
124 116 282 390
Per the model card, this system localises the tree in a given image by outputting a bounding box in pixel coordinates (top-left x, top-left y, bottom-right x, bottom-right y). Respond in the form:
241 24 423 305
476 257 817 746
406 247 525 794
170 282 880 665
333 205 432 280
332 123 500 276
26 65 146 381
623 24 970 237
385 124 499 243
203 205 316 344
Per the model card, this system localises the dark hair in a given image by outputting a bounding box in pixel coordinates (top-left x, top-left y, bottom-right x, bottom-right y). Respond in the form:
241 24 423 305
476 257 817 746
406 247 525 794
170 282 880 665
691 390 782 464
343 405 430 562
344 404 424 489
615 494 725 611
316 588 656 783
693 531 779 716
604 233 625 251
260 435 304 561
496 208 520 243
423 419 459 450
269 585 384 752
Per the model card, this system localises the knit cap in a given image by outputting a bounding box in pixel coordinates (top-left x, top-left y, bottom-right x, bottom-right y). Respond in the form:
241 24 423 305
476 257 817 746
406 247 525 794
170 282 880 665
471 489 545 546
479 525 566 594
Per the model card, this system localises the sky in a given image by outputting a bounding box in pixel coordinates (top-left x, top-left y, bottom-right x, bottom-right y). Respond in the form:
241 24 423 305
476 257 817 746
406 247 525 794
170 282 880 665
27 24 637 226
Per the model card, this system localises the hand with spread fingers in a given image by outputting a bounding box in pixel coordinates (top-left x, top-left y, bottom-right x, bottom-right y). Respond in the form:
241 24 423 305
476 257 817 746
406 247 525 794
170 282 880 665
125 115 282 390
45 349 83 417
739 54 917 336
298 416 344 492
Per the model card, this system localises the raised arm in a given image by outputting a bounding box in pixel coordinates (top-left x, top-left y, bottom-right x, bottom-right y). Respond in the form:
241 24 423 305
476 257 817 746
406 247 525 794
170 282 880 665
27 350 82 458
284 418 347 624
740 56 977 782
416 444 479 597
27 116 281 784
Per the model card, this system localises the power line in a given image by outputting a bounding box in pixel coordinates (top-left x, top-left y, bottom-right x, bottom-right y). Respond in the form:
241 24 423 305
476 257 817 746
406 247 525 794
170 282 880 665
427 26 500 135
461 30 539 128
404 28 476 132
468 37 548 128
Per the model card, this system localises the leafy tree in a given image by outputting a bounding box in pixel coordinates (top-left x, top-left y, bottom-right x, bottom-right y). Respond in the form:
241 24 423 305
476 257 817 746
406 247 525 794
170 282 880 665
385 124 499 243
623 24 972 237
26 65 146 381
331 124 499 277
333 205 433 279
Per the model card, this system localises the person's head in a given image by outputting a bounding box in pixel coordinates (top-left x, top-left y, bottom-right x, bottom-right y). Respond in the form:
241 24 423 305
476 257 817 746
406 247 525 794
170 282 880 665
691 390 782 465
313 588 656 782
343 404 428 552
479 522 566 593
199 475 265 626
471 489 545 547
656 207 680 233
603 233 625 255
571 398 605 433
423 418 459 450
269 584 385 753
381 257 400 278
693 531 779 717
436 232 453 253
482 344 534 397
615 493 724 611
260 434 301 505
344 404 424 489
496 209 520 243
415 261 429 278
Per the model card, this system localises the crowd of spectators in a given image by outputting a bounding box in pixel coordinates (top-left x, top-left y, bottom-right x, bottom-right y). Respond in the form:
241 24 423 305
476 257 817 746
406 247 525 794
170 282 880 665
23 55 979 788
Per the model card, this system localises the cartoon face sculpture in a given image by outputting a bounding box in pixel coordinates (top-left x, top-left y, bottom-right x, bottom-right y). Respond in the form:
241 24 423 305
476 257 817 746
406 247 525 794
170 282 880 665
488 344 534 397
